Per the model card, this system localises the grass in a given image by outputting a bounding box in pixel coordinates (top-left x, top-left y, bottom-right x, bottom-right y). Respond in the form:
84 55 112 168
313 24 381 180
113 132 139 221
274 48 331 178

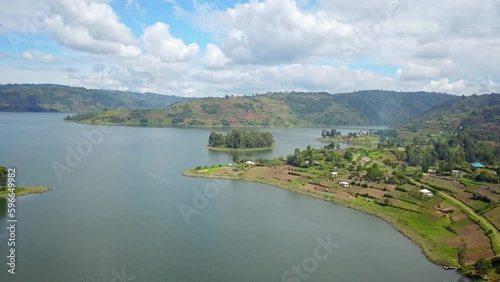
434 190 500 255
0 186 51 198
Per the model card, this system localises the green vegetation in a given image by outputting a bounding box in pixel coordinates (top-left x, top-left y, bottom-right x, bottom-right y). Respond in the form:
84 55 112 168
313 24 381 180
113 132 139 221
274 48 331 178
185 100 500 273
0 165 51 197
474 258 493 275
65 90 458 127
0 84 192 112
0 186 51 198
207 130 274 150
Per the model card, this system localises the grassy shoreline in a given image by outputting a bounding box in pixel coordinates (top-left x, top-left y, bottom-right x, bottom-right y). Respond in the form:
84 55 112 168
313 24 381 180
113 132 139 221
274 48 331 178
0 186 51 198
183 168 462 266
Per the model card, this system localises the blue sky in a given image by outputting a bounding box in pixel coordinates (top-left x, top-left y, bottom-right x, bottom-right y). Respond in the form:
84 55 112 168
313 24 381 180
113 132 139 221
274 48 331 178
0 0 498 96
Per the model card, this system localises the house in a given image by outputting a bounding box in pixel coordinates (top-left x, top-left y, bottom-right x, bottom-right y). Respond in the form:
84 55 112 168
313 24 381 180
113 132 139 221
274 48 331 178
245 161 256 165
330 172 339 177
427 169 436 174
451 170 462 176
339 181 351 188
227 163 233 167
472 162 486 169
419 188 434 197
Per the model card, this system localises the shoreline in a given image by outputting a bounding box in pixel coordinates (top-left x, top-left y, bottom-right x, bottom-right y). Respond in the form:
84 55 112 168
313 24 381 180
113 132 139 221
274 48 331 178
182 169 456 267
205 145 274 152
64 119 383 129
0 186 51 198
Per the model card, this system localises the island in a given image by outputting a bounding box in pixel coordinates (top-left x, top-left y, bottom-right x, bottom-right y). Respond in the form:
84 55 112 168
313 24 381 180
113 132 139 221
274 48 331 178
184 94 500 280
0 166 51 198
207 130 274 152
316 129 380 148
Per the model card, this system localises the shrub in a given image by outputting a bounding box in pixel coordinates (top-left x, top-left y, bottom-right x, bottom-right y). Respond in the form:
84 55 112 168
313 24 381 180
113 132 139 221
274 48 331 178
395 186 407 192
445 225 457 234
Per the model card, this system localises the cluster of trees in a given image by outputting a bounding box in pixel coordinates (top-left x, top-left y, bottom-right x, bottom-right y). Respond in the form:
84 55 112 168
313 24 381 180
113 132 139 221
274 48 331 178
286 145 352 167
208 130 274 149
201 103 220 114
321 129 342 138
0 166 7 191
471 169 499 183
398 132 499 170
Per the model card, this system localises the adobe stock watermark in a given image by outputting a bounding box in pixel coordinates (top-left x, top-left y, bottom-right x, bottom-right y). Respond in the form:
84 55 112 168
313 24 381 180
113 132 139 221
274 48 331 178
178 178 230 224
281 234 340 282
102 267 136 282
340 0 405 62
51 126 115 182
7 0 61 53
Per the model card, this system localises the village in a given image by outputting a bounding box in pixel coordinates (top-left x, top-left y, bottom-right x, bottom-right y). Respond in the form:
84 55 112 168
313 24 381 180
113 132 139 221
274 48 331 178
186 142 500 280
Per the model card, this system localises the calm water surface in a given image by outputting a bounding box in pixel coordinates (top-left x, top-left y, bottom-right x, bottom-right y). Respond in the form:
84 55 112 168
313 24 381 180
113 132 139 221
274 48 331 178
0 113 467 282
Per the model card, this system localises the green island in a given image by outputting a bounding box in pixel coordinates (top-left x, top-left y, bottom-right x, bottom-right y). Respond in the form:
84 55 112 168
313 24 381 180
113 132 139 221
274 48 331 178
184 94 500 280
207 130 274 152
0 166 51 198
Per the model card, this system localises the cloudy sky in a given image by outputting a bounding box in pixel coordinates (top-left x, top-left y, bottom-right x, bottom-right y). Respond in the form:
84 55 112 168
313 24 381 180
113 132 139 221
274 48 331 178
0 0 499 96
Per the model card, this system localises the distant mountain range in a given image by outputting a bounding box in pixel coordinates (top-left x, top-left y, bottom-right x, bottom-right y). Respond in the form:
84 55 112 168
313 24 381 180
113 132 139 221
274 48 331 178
0 84 192 112
65 90 460 127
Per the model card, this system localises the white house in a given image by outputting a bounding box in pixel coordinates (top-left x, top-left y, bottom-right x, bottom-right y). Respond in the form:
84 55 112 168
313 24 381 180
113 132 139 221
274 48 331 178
339 181 351 188
246 161 256 165
419 188 433 197
330 172 339 177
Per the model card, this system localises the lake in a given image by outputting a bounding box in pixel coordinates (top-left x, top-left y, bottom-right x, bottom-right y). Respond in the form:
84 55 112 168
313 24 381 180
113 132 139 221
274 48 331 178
0 113 467 282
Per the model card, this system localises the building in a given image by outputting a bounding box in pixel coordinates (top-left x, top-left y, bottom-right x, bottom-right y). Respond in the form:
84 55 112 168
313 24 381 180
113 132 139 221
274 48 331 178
419 188 434 197
330 172 339 177
471 162 486 169
246 161 256 165
339 181 351 188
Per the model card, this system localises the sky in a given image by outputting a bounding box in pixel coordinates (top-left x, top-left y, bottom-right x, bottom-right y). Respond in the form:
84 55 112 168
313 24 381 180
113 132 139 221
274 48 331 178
0 0 499 97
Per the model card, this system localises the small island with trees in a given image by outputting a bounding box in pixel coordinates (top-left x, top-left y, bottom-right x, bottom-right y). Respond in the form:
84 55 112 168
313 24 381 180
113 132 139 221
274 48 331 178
207 130 275 151
0 166 51 198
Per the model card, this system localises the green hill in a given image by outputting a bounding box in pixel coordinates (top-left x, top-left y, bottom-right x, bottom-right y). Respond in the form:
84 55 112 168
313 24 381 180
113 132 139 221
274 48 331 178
396 93 500 139
0 84 192 112
65 90 459 127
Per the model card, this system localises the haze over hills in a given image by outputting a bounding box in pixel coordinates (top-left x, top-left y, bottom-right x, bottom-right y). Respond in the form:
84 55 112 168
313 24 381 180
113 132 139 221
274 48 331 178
0 84 192 112
66 90 459 127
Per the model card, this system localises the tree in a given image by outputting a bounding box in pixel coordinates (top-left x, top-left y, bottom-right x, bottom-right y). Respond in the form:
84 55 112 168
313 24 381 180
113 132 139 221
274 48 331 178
474 258 492 275
457 242 468 266
421 163 429 173
366 164 384 181
232 152 240 164
343 151 353 161
321 129 327 138
0 166 7 189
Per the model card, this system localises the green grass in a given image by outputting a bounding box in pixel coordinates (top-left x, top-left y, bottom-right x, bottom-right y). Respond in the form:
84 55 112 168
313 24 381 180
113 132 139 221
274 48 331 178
436 191 500 255
0 186 51 198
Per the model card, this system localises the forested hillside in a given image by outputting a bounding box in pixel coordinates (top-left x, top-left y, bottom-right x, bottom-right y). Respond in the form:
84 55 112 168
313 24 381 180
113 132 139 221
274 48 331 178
397 94 500 139
378 93 500 165
66 90 459 127
0 84 192 112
